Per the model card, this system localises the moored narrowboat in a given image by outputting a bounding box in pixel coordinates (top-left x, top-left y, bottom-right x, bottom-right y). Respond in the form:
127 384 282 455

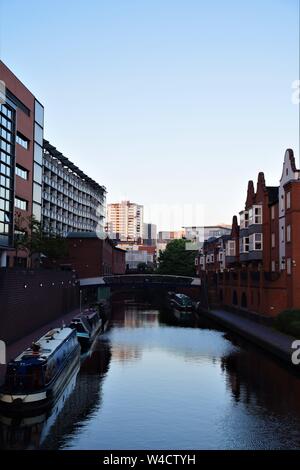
0 327 80 413
69 308 103 348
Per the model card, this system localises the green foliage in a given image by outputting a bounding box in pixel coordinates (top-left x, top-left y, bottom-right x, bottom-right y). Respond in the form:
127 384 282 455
156 239 196 277
14 213 68 267
275 310 300 337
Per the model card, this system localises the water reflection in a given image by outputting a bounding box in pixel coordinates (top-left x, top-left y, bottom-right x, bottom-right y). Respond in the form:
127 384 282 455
0 339 112 450
2 303 300 449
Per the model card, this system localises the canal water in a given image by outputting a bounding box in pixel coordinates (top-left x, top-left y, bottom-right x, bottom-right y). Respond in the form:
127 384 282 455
1 301 300 450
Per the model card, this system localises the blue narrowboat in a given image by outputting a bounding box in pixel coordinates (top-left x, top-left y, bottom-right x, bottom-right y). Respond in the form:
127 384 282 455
0 327 80 412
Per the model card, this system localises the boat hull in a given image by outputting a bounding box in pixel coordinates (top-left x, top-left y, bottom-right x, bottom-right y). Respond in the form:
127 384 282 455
0 344 80 415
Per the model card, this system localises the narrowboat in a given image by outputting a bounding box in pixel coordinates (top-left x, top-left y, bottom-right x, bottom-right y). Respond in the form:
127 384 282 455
166 292 193 312
0 327 80 413
69 308 103 348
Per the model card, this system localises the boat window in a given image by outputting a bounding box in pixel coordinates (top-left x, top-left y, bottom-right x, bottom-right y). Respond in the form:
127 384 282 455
5 364 44 392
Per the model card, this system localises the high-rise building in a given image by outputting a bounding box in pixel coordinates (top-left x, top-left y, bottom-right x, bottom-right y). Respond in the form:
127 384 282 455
42 140 106 236
107 201 143 241
0 61 44 267
143 223 157 246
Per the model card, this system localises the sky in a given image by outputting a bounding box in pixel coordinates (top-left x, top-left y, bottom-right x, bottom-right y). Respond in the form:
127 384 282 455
0 0 299 230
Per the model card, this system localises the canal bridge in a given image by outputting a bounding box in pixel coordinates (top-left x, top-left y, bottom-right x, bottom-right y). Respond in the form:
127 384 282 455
79 274 201 302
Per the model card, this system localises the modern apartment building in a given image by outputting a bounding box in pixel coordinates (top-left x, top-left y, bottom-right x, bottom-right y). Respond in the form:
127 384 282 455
42 140 106 237
0 61 44 267
107 201 144 242
196 149 300 317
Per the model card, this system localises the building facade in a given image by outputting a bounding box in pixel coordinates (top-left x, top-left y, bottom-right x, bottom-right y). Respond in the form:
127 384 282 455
42 140 106 237
0 61 44 267
107 201 143 242
61 232 126 278
196 149 300 317
143 222 157 246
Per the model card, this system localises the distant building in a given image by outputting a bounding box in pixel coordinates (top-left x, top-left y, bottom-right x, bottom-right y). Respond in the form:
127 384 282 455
125 245 155 271
157 230 184 242
107 201 143 242
61 232 126 278
143 223 157 246
183 225 231 243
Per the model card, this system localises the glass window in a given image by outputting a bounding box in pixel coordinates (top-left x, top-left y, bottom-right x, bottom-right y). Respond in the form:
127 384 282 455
15 197 28 211
35 100 44 127
33 182 42 203
16 165 28 180
16 133 29 150
34 142 43 165
33 163 42 184
287 225 291 242
287 192 291 209
34 123 43 146
32 202 41 222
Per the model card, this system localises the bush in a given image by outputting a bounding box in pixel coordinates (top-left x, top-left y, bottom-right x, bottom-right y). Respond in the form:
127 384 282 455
275 310 300 337
285 321 300 338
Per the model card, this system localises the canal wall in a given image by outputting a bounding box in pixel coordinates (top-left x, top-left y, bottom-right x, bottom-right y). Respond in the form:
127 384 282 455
0 268 79 345
200 308 298 368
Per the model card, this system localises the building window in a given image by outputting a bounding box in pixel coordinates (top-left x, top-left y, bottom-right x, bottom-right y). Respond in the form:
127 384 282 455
240 210 249 229
271 205 275 220
287 258 292 275
32 202 41 222
35 100 44 127
34 143 43 165
34 123 43 146
287 224 291 242
15 197 28 211
16 133 29 150
249 205 262 225
226 240 236 256
271 233 275 248
271 260 276 272
249 233 263 251
16 165 28 180
240 237 249 253
286 192 291 209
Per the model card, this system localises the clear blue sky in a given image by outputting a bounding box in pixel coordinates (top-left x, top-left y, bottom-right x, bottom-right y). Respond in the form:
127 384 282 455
0 0 299 229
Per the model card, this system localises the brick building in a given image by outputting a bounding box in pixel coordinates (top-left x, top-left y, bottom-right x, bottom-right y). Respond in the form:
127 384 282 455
60 232 126 279
0 61 44 267
196 149 300 318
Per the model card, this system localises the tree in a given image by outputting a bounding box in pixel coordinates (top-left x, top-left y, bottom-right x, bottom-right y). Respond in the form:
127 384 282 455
156 239 197 276
14 213 68 268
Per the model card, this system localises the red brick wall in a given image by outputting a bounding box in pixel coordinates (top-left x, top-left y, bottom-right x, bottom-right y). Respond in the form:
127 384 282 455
64 237 126 278
0 268 79 344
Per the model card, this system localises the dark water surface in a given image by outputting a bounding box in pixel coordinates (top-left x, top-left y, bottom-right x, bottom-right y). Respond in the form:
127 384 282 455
1 302 300 450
